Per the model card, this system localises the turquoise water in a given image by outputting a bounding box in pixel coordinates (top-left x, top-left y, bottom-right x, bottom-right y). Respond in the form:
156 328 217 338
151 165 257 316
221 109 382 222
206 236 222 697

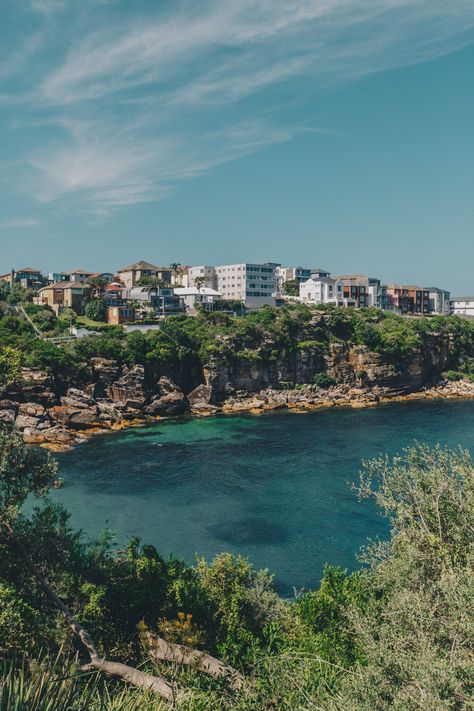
49 400 474 594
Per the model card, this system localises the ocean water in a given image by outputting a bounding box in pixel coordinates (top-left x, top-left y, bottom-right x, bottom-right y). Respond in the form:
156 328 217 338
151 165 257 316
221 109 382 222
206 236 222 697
47 400 474 595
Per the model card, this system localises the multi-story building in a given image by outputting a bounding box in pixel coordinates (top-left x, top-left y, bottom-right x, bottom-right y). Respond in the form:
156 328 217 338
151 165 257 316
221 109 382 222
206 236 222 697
300 276 346 306
426 287 451 315
174 287 221 313
275 266 312 295
60 269 93 284
450 296 474 319
35 283 90 315
332 274 381 308
125 286 184 316
184 266 217 290
0 267 43 289
385 285 430 315
116 261 171 289
215 262 277 308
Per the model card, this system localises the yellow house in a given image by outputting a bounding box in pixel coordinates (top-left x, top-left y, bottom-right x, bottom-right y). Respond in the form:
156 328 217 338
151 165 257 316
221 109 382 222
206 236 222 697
35 282 90 315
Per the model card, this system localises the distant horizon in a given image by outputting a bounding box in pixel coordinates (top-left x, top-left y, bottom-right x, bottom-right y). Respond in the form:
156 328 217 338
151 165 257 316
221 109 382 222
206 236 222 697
1 1 473 293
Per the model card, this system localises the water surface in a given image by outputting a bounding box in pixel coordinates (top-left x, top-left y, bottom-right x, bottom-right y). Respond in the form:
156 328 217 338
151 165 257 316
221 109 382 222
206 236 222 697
50 400 474 594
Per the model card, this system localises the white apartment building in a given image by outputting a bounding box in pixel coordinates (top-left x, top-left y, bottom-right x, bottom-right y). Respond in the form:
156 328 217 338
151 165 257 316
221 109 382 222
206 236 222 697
300 276 346 305
215 263 277 308
426 287 451 315
450 296 474 318
184 266 217 290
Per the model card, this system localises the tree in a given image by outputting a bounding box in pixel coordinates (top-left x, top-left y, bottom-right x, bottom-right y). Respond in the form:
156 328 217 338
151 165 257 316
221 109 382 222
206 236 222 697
135 275 157 287
170 262 182 285
283 279 300 296
86 276 108 299
84 299 107 323
0 428 56 530
0 346 22 388
194 276 206 292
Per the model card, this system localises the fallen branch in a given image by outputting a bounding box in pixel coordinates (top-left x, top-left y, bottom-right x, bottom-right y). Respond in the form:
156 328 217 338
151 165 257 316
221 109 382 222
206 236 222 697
143 630 244 690
6 528 182 704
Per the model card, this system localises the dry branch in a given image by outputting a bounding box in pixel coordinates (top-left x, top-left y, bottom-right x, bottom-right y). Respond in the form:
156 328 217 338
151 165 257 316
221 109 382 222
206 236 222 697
6 528 183 704
143 630 244 690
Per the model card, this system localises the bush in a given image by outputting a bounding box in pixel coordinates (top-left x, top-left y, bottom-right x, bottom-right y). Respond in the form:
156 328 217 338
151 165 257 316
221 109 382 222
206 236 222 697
85 299 107 323
313 372 336 388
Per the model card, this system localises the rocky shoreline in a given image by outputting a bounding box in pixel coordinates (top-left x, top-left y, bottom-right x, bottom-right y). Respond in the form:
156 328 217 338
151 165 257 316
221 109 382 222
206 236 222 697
1 362 473 451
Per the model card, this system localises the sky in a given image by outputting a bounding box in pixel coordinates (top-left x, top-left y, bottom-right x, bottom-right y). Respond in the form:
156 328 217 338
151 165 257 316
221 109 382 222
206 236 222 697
0 0 473 292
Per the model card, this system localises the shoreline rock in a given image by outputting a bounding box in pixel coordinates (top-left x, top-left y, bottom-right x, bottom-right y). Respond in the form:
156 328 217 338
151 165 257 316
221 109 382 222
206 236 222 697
2 365 474 451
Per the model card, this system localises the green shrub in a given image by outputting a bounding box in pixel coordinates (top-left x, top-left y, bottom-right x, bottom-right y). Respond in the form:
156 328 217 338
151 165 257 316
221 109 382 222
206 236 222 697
313 372 336 388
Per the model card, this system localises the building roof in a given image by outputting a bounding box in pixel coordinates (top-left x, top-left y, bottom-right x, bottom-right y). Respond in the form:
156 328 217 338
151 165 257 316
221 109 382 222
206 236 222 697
60 269 93 276
302 277 336 285
117 260 159 272
39 282 90 292
17 267 43 274
451 296 474 301
424 287 450 293
174 287 221 296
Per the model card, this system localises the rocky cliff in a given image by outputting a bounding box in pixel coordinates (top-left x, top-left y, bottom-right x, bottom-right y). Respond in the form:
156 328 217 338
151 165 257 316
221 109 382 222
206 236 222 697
0 320 470 449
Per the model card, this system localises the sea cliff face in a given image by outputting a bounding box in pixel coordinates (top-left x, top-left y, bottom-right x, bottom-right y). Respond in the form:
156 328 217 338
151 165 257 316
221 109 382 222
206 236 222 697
0 324 472 449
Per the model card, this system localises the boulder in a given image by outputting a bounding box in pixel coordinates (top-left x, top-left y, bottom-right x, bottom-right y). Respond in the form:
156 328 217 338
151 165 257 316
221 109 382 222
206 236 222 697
61 388 98 409
18 402 46 418
0 400 18 423
50 404 100 430
108 365 147 404
187 384 213 407
145 391 187 416
15 415 42 430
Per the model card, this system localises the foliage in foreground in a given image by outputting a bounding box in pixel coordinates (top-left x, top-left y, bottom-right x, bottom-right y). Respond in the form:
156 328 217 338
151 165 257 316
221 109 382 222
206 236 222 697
0 430 473 709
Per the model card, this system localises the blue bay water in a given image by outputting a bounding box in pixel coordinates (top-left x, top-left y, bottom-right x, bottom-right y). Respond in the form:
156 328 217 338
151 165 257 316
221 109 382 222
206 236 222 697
48 400 474 595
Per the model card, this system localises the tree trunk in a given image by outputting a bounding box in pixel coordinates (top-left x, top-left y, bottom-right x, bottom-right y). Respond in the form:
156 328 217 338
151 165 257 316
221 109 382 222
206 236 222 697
143 631 244 690
6 528 183 704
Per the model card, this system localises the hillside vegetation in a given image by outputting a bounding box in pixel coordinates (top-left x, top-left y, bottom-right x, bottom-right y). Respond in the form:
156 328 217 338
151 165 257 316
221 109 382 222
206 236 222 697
1 292 474 394
0 429 472 709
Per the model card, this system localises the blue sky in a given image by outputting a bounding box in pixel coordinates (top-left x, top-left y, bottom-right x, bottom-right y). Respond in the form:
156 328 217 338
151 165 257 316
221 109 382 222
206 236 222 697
0 0 473 292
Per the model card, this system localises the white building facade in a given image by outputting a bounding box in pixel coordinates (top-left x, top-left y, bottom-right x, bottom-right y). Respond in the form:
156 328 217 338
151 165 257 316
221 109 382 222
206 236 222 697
300 277 346 305
450 296 474 318
215 263 277 308
174 287 221 312
184 266 217 290
427 288 451 315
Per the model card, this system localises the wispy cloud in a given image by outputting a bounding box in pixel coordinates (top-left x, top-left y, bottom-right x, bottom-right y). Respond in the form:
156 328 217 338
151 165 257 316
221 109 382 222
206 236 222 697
1 217 40 228
2 0 474 214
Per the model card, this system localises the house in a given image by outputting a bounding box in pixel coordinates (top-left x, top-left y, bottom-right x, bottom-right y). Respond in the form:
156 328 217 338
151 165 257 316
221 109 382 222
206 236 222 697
385 285 430 315
184 266 217 290
108 305 135 325
450 296 474 319
102 283 125 306
89 272 115 284
275 266 312 296
426 287 451 315
215 262 277 308
60 269 93 283
116 261 171 288
35 282 90 315
174 286 221 313
332 274 381 308
125 286 184 316
0 267 43 289
300 276 346 305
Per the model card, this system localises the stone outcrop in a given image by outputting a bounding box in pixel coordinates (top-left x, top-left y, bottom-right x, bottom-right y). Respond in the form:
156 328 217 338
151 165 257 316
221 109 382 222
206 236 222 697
0 326 472 450
144 377 188 416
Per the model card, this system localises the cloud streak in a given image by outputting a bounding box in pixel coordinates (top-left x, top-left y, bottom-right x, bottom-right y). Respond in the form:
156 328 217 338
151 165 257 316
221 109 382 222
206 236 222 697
2 0 474 214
